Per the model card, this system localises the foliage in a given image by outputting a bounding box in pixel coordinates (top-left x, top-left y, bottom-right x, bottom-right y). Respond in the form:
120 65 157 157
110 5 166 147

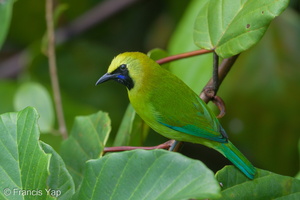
78 149 220 200
0 107 221 199
0 107 57 199
14 82 54 133
0 0 16 49
0 0 299 199
215 166 300 200
193 0 289 58
60 110 111 189
1 107 299 199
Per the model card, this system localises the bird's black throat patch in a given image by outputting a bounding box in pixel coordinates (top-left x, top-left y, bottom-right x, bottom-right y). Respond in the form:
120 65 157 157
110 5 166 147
112 64 134 90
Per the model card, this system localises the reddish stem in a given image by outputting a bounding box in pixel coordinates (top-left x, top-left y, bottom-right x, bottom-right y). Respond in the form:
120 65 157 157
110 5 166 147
156 49 213 65
104 140 176 154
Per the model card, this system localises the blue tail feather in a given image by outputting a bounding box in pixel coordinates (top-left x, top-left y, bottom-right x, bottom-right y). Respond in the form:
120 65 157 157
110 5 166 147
220 142 256 179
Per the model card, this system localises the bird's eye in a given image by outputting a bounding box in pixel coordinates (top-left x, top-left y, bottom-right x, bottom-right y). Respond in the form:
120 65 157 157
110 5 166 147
120 64 127 71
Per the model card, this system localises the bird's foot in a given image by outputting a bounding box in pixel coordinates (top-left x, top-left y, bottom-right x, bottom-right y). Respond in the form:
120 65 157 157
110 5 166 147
202 86 226 118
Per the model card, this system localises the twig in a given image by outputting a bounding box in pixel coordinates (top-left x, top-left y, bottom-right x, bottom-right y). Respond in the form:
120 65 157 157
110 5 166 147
212 51 219 93
104 140 175 154
46 0 68 139
156 49 213 65
200 54 239 103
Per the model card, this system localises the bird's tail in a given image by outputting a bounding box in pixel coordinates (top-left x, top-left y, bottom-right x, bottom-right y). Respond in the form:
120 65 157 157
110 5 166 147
219 141 256 179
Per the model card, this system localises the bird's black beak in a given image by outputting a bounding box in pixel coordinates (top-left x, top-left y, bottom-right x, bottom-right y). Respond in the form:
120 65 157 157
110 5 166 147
95 73 117 86
96 66 134 90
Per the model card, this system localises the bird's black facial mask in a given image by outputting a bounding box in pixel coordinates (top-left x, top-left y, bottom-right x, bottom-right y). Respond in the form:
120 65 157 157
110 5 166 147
96 64 134 90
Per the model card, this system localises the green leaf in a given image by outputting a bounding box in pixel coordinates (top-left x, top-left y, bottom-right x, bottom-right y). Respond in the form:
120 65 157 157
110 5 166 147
0 107 51 199
0 0 16 49
147 48 170 69
14 82 55 133
40 142 75 199
60 111 111 189
77 149 221 200
193 0 289 58
113 104 149 147
167 0 212 94
215 166 300 199
113 104 135 146
296 139 300 180
0 81 18 113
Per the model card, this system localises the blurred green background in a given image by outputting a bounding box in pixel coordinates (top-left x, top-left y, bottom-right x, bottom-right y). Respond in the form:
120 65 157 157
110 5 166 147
0 0 299 177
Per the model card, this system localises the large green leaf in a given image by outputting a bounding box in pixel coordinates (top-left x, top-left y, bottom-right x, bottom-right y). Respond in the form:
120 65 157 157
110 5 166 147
40 142 75 200
0 0 16 49
193 0 289 58
113 104 149 147
77 149 221 200
0 107 52 199
60 111 111 189
14 82 55 133
215 166 300 199
168 0 212 94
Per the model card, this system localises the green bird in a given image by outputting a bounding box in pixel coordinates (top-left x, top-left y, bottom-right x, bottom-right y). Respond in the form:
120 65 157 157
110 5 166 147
96 52 256 179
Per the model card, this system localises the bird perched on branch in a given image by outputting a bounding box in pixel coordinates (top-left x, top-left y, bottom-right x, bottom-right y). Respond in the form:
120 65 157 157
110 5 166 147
96 52 256 179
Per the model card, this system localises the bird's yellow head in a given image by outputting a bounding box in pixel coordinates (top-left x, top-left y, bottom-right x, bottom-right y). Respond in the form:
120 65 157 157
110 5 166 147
96 52 158 90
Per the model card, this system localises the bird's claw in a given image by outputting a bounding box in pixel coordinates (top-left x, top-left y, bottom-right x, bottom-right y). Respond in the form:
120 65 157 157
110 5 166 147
202 87 226 118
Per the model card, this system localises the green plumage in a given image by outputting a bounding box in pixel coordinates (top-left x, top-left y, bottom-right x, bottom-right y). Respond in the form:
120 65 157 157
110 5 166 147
97 52 256 179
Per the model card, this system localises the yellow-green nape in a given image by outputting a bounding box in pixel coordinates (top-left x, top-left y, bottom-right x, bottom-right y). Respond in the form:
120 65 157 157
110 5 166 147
107 52 147 73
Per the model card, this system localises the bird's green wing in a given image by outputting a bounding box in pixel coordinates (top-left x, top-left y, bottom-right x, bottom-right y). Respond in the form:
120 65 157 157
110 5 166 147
140 66 228 143
151 89 227 143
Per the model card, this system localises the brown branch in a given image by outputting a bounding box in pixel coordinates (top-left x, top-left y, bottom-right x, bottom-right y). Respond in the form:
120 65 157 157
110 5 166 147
104 140 176 154
212 51 219 93
200 54 239 103
156 49 213 65
46 0 68 139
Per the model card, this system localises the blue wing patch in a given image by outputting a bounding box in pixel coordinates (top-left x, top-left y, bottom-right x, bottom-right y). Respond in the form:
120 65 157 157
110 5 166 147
159 122 227 143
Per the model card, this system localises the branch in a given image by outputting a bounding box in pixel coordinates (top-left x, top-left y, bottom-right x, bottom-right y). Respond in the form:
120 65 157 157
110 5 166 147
104 140 176 154
156 49 213 65
200 54 239 103
46 0 68 139
212 51 219 93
